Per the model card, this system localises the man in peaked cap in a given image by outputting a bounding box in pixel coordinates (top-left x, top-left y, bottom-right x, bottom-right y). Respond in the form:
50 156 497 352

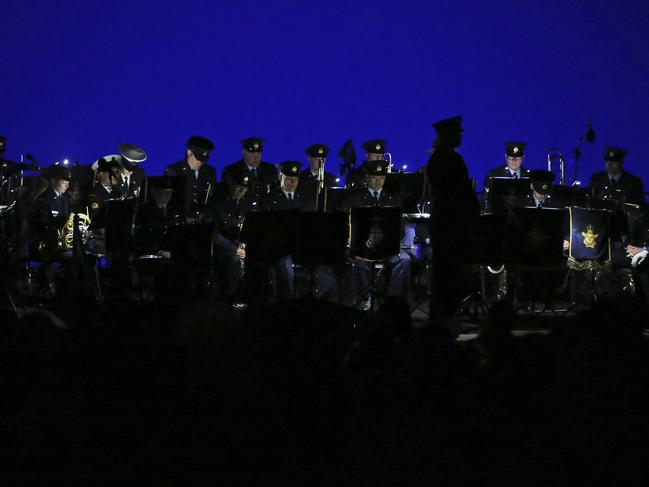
221 137 278 199
345 139 389 189
481 142 531 211
115 144 147 199
262 161 312 211
28 164 72 258
299 143 339 208
344 159 410 309
212 166 259 303
519 169 565 208
85 157 122 254
164 136 217 223
426 115 480 324
589 147 644 204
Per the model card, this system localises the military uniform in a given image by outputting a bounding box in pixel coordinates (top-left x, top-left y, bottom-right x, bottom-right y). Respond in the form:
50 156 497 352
212 168 259 300
589 147 644 204
344 139 388 189
481 142 530 212
426 116 480 319
347 160 411 306
221 137 278 199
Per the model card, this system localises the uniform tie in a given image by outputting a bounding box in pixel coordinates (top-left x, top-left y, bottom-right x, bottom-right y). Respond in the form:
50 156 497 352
373 191 380 202
287 193 293 201
512 172 519 179
609 178 617 188
250 168 257 180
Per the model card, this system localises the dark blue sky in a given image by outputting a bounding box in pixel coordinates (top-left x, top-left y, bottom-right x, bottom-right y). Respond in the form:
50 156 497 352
3 0 649 187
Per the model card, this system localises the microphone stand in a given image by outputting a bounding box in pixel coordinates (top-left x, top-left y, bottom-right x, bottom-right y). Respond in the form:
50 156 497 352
315 159 324 212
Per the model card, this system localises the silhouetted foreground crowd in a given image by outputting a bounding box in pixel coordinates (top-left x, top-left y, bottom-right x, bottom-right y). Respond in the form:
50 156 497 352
3 296 649 484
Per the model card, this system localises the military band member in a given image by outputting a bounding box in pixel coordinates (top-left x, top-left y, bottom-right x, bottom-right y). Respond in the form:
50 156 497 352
134 176 181 255
519 170 565 209
221 137 278 198
28 164 72 258
86 157 121 254
589 147 644 204
213 167 259 302
345 139 388 189
164 136 217 222
115 144 147 199
261 161 314 211
426 115 479 321
299 143 339 208
482 142 531 211
346 159 411 309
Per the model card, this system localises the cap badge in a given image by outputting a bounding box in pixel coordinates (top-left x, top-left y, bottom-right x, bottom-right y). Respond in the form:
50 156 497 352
292 166 298 173
375 144 381 150
318 147 324 154
513 146 519 154
377 165 382 172
609 151 614 158
542 184 547 190
253 142 259 149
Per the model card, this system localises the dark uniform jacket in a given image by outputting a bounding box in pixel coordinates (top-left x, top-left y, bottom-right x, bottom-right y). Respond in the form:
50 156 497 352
29 187 71 254
222 160 278 198
164 160 217 220
115 167 146 199
589 170 644 204
298 169 338 211
344 186 402 209
87 184 113 229
260 188 315 212
426 144 479 220
212 185 259 251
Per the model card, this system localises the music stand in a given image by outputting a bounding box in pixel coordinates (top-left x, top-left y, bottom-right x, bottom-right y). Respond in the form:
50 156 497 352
105 198 137 252
384 172 426 213
349 207 402 312
551 185 589 207
323 187 347 212
505 207 567 313
240 210 298 263
488 177 531 214
293 212 348 267
350 206 401 260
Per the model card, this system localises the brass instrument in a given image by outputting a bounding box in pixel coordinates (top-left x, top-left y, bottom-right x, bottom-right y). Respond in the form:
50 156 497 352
58 211 92 250
383 152 393 173
547 148 565 185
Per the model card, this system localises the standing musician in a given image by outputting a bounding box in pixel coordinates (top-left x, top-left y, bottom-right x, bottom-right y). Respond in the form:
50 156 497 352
115 144 147 199
589 147 644 204
482 142 531 211
212 167 259 303
221 137 278 198
134 176 181 256
426 115 480 322
164 136 217 223
345 159 411 310
299 143 339 208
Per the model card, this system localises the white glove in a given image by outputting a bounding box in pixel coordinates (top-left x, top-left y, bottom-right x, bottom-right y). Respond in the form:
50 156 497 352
631 249 648 268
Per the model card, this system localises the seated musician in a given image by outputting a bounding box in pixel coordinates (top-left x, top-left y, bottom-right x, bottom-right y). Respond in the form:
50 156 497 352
482 142 531 212
221 137 278 199
260 161 335 300
27 165 73 294
299 143 339 207
134 176 182 257
164 136 217 223
589 147 644 204
519 170 565 209
212 167 258 303
344 159 411 310
86 156 122 254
